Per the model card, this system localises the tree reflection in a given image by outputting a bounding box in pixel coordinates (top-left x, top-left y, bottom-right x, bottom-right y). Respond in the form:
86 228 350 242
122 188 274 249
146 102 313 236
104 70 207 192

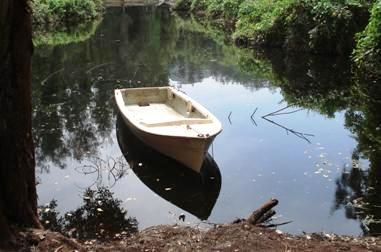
32 7 277 173
39 187 138 240
332 78 381 235
32 6 180 171
247 46 381 235
32 5 381 234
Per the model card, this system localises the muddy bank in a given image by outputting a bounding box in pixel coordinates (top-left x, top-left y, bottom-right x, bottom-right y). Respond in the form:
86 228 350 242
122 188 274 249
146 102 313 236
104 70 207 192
14 222 381 251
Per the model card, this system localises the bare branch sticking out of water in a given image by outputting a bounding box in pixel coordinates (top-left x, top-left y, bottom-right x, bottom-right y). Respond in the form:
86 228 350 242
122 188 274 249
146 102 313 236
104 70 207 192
251 107 258 126
261 220 293 228
85 62 113 74
262 104 302 118
75 156 130 188
41 68 64 85
262 117 314 143
261 104 314 143
228 111 232 124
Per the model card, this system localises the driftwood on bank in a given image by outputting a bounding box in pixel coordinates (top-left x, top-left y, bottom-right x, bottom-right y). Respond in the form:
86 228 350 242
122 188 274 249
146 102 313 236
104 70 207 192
233 198 279 225
248 198 278 225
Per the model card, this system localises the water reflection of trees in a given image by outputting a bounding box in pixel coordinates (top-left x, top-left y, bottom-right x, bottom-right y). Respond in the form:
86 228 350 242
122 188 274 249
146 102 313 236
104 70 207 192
32 7 277 172
32 6 179 171
331 79 381 235
39 187 138 240
33 5 381 234
256 49 381 235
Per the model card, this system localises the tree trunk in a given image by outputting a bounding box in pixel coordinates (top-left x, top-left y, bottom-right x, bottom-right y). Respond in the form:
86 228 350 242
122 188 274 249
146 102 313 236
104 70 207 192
0 0 41 246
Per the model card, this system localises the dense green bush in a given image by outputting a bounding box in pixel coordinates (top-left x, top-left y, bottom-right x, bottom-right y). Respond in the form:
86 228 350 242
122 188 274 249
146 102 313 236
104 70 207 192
174 0 371 55
353 0 381 79
235 0 370 54
206 0 244 19
32 0 104 26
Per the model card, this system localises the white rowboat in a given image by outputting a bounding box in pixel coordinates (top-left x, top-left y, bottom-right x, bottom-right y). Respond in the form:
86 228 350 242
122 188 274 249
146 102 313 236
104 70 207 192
114 86 222 173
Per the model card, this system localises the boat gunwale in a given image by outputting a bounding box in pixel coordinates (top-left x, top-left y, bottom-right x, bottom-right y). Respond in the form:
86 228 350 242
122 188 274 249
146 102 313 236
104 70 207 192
115 86 223 140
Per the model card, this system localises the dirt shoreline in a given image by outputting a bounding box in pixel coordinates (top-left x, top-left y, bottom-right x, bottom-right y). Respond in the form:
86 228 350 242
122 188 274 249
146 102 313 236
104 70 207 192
14 221 381 251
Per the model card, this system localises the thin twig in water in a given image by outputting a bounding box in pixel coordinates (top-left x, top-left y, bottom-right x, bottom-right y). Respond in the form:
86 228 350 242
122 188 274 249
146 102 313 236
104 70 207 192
251 107 258 118
251 107 258 126
132 63 144 81
41 68 64 85
262 117 314 143
261 220 293 228
85 62 113 74
269 108 304 116
75 156 129 188
261 104 296 118
228 111 232 124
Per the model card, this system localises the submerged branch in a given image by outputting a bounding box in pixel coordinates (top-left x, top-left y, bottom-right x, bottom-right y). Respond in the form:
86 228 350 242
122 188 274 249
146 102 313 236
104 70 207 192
75 156 129 188
41 68 64 85
262 117 314 143
85 62 113 74
262 104 296 118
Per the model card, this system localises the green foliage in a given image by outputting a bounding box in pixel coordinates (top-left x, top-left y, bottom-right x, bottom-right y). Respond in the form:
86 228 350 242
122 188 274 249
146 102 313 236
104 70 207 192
190 0 207 12
32 0 104 26
353 0 381 79
206 0 244 19
235 0 295 39
235 0 369 53
175 0 371 55
174 0 192 11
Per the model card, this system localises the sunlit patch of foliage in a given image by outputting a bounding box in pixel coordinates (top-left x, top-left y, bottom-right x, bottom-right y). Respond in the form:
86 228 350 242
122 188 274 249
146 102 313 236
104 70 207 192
32 0 104 27
353 0 381 80
174 0 371 55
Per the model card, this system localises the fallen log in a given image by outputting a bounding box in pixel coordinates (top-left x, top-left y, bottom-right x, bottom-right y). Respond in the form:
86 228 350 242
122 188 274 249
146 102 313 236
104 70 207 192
231 198 279 225
248 198 278 225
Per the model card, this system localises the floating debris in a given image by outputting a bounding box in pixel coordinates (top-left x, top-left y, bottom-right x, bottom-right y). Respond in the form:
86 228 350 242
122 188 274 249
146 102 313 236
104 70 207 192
125 197 137 201
165 187 173 191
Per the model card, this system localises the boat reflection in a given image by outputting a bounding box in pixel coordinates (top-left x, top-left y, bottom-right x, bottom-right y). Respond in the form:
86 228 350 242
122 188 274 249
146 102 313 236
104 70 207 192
116 115 221 220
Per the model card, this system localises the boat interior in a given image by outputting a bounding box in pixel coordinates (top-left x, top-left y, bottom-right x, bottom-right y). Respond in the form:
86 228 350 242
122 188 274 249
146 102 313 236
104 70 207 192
119 87 214 128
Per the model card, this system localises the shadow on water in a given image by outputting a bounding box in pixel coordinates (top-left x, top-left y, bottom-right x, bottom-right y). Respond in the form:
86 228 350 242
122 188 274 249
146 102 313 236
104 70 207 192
116 114 221 220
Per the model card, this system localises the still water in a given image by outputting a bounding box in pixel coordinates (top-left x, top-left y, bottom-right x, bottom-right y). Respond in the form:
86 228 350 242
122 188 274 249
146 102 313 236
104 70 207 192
32 6 381 237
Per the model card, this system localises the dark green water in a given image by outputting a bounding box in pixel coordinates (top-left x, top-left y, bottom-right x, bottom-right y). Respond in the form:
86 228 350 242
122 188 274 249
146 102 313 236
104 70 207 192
32 6 381 238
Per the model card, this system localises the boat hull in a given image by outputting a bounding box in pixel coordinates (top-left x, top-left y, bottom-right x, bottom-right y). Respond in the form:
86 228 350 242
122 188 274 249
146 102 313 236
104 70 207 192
119 113 213 173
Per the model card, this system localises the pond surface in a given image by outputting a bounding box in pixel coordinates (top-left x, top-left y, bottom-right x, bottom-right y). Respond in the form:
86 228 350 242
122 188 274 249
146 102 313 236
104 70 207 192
32 5 381 238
